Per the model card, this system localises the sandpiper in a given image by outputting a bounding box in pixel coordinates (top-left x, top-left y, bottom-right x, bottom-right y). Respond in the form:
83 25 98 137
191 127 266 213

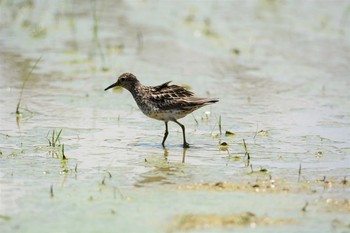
104 73 218 148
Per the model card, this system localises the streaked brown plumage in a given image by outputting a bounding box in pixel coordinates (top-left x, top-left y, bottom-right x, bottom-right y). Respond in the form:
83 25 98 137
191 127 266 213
104 73 218 148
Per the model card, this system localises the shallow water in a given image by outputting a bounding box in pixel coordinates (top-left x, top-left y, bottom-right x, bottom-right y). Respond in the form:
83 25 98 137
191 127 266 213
1 1 350 232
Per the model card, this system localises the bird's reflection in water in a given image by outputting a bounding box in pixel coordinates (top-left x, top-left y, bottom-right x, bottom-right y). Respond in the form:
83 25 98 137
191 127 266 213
181 148 187 163
134 147 188 187
163 147 187 163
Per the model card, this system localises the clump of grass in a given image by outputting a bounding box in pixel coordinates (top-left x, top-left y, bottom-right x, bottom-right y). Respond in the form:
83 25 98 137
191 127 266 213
218 115 222 135
16 56 42 116
46 129 70 173
107 171 112 178
47 129 62 147
298 163 302 182
101 170 112 185
301 201 308 212
248 164 268 175
58 144 69 173
341 176 347 185
243 139 250 166
50 185 54 198
61 144 67 160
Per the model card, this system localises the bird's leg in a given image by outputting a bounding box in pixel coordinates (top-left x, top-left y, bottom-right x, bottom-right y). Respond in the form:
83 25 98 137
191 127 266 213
161 121 169 147
173 120 190 148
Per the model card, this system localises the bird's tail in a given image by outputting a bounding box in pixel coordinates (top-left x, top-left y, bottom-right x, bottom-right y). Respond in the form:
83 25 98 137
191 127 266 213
182 97 218 111
195 98 219 107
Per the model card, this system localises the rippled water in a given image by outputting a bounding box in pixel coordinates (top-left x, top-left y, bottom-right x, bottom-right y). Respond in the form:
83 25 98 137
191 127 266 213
1 1 350 232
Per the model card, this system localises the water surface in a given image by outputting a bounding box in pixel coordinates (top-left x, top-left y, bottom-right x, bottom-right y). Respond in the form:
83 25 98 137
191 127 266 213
1 1 350 232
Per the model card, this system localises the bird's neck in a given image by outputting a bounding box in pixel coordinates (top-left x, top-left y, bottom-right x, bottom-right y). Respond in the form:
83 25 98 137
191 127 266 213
127 82 144 101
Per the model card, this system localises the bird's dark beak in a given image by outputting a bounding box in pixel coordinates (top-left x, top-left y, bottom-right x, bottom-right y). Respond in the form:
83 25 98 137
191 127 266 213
104 81 120 91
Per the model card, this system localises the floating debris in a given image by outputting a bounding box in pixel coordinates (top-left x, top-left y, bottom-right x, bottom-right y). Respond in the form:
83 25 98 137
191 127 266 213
225 130 235 136
219 142 229 151
231 48 240 55
259 167 268 173
315 151 323 158
0 215 11 221
256 130 269 136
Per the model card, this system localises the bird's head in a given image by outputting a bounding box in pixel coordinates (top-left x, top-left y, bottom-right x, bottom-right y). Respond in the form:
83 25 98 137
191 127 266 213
104 73 140 92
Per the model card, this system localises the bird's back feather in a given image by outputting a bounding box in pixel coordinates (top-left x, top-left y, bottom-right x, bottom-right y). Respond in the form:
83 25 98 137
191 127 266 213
148 83 217 112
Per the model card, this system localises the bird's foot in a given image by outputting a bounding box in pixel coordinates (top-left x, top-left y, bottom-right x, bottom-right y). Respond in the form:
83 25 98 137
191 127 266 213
183 142 190 148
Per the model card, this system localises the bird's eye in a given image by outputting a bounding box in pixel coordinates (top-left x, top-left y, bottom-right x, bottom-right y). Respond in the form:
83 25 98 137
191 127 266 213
121 77 125 81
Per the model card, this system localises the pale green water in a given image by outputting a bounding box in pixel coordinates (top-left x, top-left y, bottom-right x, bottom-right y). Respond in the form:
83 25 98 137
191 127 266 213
1 1 350 232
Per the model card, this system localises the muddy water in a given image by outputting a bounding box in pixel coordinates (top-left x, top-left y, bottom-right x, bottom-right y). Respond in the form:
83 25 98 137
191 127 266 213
1 1 350 233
